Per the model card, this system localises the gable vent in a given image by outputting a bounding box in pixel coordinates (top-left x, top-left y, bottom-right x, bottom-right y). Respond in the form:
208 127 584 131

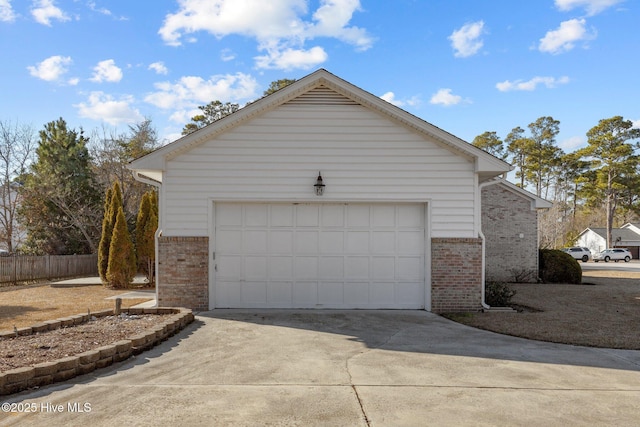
285 86 359 106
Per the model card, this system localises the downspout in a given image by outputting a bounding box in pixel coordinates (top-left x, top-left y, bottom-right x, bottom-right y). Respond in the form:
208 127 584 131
132 171 162 308
478 174 508 309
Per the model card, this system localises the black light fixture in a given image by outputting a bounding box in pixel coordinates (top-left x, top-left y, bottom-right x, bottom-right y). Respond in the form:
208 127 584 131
314 172 325 196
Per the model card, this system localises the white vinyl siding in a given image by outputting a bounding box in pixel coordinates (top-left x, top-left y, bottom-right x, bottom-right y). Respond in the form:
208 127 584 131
161 102 476 237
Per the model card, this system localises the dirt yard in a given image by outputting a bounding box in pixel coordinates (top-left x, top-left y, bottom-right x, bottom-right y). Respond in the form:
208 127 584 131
446 269 640 350
0 281 153 331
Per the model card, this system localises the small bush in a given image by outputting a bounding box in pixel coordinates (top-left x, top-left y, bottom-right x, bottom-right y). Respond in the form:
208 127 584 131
485 281 516 307
539 249 582 284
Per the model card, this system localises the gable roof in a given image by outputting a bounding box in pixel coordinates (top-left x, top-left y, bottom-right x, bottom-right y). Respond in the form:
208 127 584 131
491 179 553 209
129 69 512 183
580 227 640 242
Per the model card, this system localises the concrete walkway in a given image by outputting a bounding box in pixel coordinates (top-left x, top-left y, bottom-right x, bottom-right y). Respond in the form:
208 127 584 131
2 310 639 426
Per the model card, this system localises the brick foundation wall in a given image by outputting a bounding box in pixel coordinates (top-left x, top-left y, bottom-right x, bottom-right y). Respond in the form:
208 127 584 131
482 185 539 283
157 236 209 311
431 238 483 313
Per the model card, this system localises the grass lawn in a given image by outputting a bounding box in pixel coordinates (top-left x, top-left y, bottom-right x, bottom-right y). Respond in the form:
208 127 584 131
0 281 153 331
445 270 640 350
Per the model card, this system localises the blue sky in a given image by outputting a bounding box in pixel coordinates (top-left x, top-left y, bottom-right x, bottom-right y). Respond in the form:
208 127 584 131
1 0 638 152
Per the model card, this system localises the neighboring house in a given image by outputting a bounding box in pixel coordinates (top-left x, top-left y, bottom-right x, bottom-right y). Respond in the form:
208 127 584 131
577 225 640 259
129 69 513 313
481 180 552 283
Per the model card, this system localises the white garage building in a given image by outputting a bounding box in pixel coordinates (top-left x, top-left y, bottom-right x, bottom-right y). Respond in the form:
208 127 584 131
129 69 512 313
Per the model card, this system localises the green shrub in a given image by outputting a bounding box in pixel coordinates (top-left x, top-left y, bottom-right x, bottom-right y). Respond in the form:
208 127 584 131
485 281 516 307
539 249 582 284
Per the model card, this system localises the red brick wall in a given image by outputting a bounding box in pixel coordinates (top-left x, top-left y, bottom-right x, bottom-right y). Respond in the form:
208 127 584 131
157 236 209 311
431 237 483 313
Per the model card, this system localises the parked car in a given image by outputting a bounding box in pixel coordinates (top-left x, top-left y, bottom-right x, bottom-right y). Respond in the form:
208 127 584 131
562 247 592 262
593 248 632 262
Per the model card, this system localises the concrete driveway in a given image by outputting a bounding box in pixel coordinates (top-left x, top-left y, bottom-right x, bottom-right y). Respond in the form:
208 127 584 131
2 310 639 426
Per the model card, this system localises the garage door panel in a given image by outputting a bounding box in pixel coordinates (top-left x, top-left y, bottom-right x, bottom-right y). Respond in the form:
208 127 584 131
371 282 395 304
217 256 241 278
293 282 318 305
267 282 292 304
372 205 396 227
372 257 395 280
244 231 268 254
397 257 423 280
319 231 344 253
270 205 294 226
345 256 370 279
372 231 395 253
398 231 424 253
214 203 425 309
347 205 370 227
344 282 369 304
398 205 424 227
319 257 344 278
244 205 269 227
296 205 319 226
270 257 293 279
318 282 343 304
216 230 242 252
243 282 267 304
269 230 293 253
295 257 318 279
321 205 345 226
296 231 319 253
244 256 267 279
346 231 370 253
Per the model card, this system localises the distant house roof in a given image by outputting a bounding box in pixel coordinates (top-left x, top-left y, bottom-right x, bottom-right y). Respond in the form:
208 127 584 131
581 227 640 243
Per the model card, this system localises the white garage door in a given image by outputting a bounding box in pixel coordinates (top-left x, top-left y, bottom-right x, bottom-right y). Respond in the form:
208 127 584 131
213 203 425 309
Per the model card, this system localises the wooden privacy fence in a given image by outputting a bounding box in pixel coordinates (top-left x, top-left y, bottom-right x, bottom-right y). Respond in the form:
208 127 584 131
0 254 98 284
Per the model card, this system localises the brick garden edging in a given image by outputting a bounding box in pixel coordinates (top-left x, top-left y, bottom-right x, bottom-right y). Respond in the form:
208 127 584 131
0 307 194 396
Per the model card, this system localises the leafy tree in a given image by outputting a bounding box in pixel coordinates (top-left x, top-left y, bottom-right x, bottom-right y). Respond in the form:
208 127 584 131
18 118 102 254
181 101 240 135
106 205 136 288
577 116 640 247
0 120 36 252
263 78 296 96
505 126 532 188
472 131 506 159
181 79 297 136
91 119 159 226
526 116 562 197
135 190 158 284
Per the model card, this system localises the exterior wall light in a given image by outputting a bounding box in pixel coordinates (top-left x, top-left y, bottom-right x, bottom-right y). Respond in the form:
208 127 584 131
314 172 325 196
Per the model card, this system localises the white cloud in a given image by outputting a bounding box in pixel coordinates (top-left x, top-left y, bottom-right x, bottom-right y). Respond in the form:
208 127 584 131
255 46 328 70
631 119 640 129
380 91 420 108
539 19 595 54
158 0 373 70
555 0 623 16
0 0 16 22
75 91 143 125
31 0 70 26
220 49 236 62
559 135 586 151
149 61 169 75
90 59 123 83
27 55 72 81
496 76 570 92
144 72 259 122
448 21 485 58
429 88 464 106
